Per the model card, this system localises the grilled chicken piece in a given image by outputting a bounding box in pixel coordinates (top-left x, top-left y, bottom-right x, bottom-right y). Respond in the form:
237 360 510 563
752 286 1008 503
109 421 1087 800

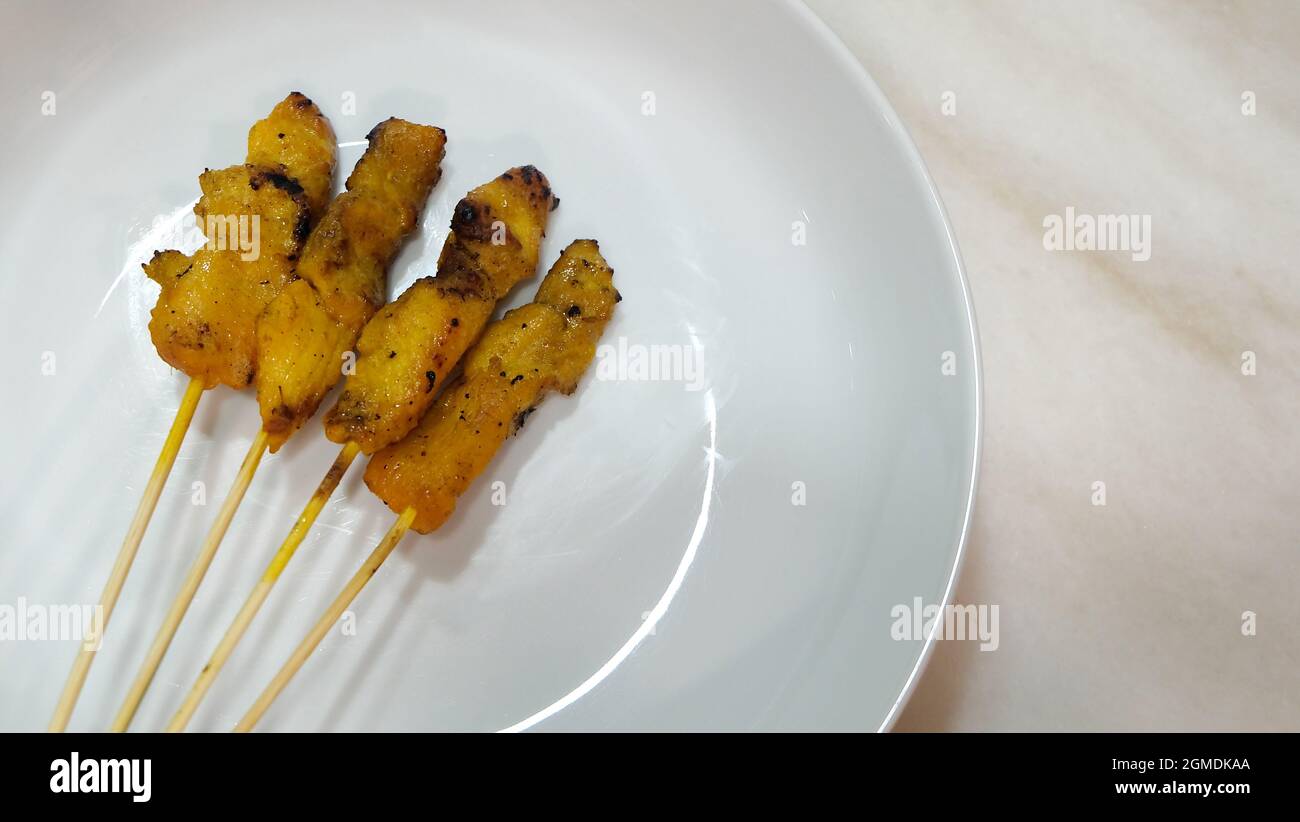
324 166 558 454
146 93 336 389
256 119 447 451
246 91 339 222
364 239 618 534
146 165 310 389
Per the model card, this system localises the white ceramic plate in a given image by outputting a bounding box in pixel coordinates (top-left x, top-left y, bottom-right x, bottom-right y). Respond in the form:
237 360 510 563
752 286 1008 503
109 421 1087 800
0 0 979 731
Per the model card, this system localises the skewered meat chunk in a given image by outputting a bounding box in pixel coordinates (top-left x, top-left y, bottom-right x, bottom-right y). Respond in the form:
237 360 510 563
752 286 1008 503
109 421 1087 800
255 119 447 451
246 91 339 222
324 166 558 454
146 166 310 389
145 94 336 389
254 279 353 446
364 239 618 534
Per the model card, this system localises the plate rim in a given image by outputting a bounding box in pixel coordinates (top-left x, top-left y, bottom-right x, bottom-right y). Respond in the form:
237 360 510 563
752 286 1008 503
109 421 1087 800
787 0 984 732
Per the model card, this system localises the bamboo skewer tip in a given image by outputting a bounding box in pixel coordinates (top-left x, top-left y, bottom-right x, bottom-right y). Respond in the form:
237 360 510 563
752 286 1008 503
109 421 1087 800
110 428 269 732
166 441 361 732
49 377 206 732
235 506 415 732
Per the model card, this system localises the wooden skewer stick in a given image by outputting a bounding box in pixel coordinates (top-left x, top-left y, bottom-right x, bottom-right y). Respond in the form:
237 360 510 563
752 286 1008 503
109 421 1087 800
235 506 416 732
166 441 361 731
49 377 206 732
111 429 270 731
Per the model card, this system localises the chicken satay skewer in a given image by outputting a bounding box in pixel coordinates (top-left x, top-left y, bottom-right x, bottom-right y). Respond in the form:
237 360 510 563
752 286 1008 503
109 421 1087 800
166 168 558 731
234 239 618 732
49 93 335 732
110 120 448 731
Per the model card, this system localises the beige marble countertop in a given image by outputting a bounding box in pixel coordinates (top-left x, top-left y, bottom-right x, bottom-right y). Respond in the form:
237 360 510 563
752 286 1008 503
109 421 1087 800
807 0 1300 730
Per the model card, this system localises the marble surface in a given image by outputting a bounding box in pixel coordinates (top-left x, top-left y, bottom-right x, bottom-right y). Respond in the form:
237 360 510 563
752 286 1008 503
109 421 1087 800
807 0 1300 730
